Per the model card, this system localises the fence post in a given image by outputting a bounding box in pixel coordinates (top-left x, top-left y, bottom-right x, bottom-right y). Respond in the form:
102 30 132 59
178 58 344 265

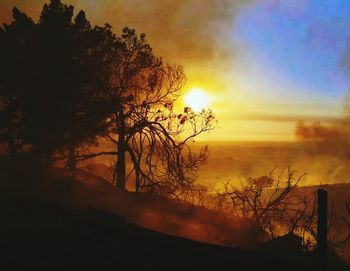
317 188 328 270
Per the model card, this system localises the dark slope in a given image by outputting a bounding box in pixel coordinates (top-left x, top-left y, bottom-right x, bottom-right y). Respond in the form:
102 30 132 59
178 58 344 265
2 198 312 271
0 157 346 271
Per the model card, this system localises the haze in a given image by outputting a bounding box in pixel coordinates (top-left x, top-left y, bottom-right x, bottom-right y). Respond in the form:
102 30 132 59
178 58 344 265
2 0 350 141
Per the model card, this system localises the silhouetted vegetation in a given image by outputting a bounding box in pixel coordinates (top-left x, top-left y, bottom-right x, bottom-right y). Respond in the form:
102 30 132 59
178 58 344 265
0 2 114 165
214 168 308 241
95 28 215 193
0 0 215 193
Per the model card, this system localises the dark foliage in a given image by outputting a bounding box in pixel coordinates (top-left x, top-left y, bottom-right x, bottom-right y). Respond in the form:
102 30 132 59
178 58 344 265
0 1 114 163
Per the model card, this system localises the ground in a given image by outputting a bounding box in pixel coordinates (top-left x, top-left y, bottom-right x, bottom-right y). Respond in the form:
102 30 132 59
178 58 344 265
1 156 348 270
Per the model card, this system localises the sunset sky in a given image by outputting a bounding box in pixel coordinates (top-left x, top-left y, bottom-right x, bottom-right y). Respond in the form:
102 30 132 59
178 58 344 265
1 0 350 141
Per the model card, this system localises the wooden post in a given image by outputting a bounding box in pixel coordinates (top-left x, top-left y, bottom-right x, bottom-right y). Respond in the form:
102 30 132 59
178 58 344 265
317 188 328 270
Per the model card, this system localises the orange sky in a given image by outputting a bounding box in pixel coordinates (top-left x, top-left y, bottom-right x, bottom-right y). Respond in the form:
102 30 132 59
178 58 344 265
1 0 347 142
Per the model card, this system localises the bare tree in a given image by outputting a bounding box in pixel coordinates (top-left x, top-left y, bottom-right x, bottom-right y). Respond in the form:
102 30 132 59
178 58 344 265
50 26 216 194
214 168 307 241
102 27 216 193
337 199 350 248
296 193 350 251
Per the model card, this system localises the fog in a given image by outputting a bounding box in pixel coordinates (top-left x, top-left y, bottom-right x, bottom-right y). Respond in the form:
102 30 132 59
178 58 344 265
193 141 350 187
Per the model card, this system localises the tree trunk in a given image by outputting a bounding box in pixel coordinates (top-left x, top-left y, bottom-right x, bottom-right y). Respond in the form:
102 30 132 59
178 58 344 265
135 167 140 192
115 104 126 191
126 146 141 192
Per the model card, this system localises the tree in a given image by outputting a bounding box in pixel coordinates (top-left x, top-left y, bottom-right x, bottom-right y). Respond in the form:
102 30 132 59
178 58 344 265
339 199 350 248
298 194 350 251
0 1 114 166
100 28 216 193
0 7 35 155
0 1 215 194
215 168 307 241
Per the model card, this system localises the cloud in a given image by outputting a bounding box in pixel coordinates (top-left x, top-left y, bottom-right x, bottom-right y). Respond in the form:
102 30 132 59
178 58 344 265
1 0 253 66
82 0 253 63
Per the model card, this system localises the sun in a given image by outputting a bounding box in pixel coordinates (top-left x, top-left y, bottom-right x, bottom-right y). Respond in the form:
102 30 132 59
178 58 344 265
184 88 209 112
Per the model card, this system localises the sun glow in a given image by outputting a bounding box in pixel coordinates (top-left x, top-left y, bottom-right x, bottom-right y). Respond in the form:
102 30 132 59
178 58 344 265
184 88 209 112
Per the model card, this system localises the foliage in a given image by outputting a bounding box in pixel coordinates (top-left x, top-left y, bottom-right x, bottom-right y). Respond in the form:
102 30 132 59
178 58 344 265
0 1 114 162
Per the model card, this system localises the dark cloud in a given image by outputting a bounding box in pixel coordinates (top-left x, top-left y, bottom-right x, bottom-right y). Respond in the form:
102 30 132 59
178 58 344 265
295 120 347 141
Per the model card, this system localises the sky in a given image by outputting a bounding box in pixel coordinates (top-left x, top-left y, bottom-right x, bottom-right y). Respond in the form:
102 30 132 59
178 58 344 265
1 0 350 141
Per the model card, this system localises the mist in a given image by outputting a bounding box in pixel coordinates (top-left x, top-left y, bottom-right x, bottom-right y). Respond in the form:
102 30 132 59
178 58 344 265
0 0 253 64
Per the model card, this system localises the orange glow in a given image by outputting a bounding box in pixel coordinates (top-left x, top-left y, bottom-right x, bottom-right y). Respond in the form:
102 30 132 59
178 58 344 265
184 88 210 112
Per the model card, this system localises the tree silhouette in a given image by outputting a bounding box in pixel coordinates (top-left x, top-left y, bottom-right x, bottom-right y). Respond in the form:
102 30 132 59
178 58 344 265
214 168 307 241
0 1 114 166
298 194 350 251
100 27 216 192
0 1 215 194
0 7 35 155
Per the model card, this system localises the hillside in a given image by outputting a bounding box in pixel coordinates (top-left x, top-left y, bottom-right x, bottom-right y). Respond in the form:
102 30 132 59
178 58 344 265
3 197 316 271
0 157 348 270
